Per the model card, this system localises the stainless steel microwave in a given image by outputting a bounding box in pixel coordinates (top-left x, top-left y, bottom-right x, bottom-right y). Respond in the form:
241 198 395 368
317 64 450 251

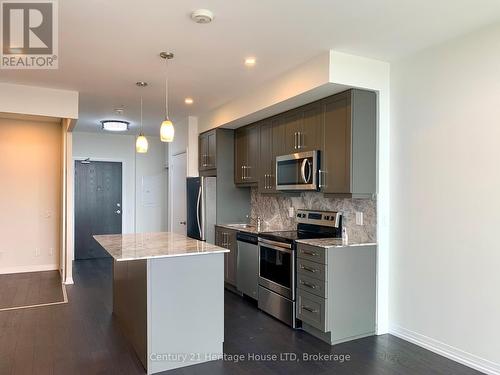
276 150 319 191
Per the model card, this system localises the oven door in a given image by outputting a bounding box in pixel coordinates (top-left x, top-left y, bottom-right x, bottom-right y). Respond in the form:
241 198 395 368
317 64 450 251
258 240 295 300
276 150 318 191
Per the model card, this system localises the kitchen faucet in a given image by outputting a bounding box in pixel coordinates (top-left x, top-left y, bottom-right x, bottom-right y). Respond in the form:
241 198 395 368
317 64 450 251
246 215 262 231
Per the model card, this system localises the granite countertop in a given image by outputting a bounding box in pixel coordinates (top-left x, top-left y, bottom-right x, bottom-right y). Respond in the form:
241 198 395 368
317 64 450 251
93 232 229 261
295 238 377 248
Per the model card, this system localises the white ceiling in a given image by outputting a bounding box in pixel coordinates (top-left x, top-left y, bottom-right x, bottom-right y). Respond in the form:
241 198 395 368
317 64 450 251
1 0 500 135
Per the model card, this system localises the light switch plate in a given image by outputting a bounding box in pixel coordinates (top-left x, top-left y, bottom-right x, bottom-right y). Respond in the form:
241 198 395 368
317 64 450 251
288 207 295 218
356 212 364 225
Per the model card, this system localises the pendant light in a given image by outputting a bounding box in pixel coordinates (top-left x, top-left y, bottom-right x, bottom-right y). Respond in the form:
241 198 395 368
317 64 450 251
135 81 149 153
159 52 175 142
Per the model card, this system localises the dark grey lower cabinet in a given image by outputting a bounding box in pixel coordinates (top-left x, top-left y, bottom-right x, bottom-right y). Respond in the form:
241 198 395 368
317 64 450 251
296 243 376 345
215 226 238 286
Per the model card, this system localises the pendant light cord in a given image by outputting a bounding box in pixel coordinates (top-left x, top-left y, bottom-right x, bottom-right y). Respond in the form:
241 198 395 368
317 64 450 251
165 59 169 120
140 95 143 134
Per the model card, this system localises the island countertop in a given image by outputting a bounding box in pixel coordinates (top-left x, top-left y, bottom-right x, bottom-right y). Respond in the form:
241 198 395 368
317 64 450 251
93 232 229 261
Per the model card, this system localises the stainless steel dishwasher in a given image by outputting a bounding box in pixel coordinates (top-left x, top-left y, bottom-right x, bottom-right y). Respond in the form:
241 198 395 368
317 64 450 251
236 232 259 300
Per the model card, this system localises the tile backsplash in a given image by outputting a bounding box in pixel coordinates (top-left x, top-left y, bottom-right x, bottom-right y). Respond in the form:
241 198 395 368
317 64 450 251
249 188 377 243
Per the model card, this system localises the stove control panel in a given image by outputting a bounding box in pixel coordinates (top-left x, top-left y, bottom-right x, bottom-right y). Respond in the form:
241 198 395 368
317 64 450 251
296 209 342 228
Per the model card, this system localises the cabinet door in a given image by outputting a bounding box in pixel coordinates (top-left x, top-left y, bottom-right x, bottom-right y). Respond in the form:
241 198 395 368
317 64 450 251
259 121 273 193
282 109 303 154
322 92 352 194
245 124 260 184
207 130 217 169
199 134 208 171
300 101 323 152
234 127 247 184
270 117 286 192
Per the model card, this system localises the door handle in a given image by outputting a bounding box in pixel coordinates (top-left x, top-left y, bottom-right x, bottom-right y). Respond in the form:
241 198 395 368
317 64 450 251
180 221 186 225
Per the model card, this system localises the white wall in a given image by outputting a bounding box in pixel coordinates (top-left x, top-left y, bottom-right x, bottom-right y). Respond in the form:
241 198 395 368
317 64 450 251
72 132 167 234
390 22 500 373
0 117 61 274
167 116 198 231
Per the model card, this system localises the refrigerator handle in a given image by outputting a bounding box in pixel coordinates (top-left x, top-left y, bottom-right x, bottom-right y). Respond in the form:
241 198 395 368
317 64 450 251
200 179 205 240
196 185 202 239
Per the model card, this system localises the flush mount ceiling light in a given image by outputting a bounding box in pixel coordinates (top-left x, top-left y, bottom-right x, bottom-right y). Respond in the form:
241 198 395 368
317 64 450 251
135 81 148 153
101 120 129 132
191 9 214 24
244 57 256 67
184 97 194 105
159 52 175 142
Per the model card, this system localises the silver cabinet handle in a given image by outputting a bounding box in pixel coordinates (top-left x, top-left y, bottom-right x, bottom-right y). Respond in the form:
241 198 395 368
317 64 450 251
300 265 318 273
115 210 121 214
318 169 324 188
300 280 317 289
302 251 318 256
302 305 319 313
294 132 298 150
296 132 301 149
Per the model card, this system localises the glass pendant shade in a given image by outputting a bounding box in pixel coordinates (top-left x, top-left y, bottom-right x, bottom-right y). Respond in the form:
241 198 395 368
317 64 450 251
136 133 148 153
160 119 175 142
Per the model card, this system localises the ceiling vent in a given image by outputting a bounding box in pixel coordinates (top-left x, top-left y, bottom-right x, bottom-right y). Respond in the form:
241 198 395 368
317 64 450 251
191 9 214 24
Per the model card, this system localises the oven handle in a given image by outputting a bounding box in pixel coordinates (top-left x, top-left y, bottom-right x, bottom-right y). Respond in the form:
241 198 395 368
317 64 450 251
259 242 292 254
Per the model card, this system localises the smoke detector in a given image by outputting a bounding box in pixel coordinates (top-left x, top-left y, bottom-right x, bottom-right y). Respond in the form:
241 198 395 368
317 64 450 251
191 9 214 24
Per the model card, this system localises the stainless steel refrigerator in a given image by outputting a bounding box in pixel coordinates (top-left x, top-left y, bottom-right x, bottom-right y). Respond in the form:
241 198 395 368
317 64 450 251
186 177 217 244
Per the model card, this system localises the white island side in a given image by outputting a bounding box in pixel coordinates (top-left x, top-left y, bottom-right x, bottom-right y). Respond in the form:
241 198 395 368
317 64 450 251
94 232 229 374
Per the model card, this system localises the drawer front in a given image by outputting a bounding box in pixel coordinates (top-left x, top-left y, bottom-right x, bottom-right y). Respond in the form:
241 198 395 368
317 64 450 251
297 289 327 332
297 258 326 281
297 272 327 298
297 244 326 264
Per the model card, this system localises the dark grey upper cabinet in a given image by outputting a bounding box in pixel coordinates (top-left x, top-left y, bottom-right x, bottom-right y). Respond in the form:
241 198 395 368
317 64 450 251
282 102 323 154
235 124 260 185
301 101 323 152
321 89 376 197
199 129 217 171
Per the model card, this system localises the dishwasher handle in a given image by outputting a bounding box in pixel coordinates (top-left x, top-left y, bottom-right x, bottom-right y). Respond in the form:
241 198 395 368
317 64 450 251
236 232 258 245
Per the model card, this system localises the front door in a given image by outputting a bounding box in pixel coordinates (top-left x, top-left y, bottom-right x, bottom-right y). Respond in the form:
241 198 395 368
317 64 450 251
75 160 122 259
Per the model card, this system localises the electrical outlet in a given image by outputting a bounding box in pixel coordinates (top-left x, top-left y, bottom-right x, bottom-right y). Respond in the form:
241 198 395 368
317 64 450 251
35 248 40 257
49 248 54 256
355 212 364 226
288 207 295 218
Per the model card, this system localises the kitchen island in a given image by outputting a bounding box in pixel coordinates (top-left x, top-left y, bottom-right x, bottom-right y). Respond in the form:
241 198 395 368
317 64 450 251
94 232 229 374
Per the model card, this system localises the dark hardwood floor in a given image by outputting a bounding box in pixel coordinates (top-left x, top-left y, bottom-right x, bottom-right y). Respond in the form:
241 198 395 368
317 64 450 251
0 271 64 310
0 258 482 375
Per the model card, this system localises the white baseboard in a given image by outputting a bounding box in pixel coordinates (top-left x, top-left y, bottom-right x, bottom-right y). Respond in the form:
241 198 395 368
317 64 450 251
389 325 500 375
64 276 74 285
0 264 59 275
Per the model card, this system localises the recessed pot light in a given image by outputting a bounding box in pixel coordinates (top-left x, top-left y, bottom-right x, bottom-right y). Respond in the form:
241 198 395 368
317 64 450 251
184 98 194 104
244 57 256 67
101 120 129 132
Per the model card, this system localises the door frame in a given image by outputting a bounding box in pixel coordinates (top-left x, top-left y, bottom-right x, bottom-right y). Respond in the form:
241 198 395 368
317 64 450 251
72 157 126 262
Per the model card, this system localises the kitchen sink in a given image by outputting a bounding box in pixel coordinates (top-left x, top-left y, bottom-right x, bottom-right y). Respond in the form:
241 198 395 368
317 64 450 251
225 223 256 230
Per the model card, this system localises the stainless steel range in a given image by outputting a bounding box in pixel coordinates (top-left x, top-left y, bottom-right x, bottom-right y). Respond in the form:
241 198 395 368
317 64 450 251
257 209 342 327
